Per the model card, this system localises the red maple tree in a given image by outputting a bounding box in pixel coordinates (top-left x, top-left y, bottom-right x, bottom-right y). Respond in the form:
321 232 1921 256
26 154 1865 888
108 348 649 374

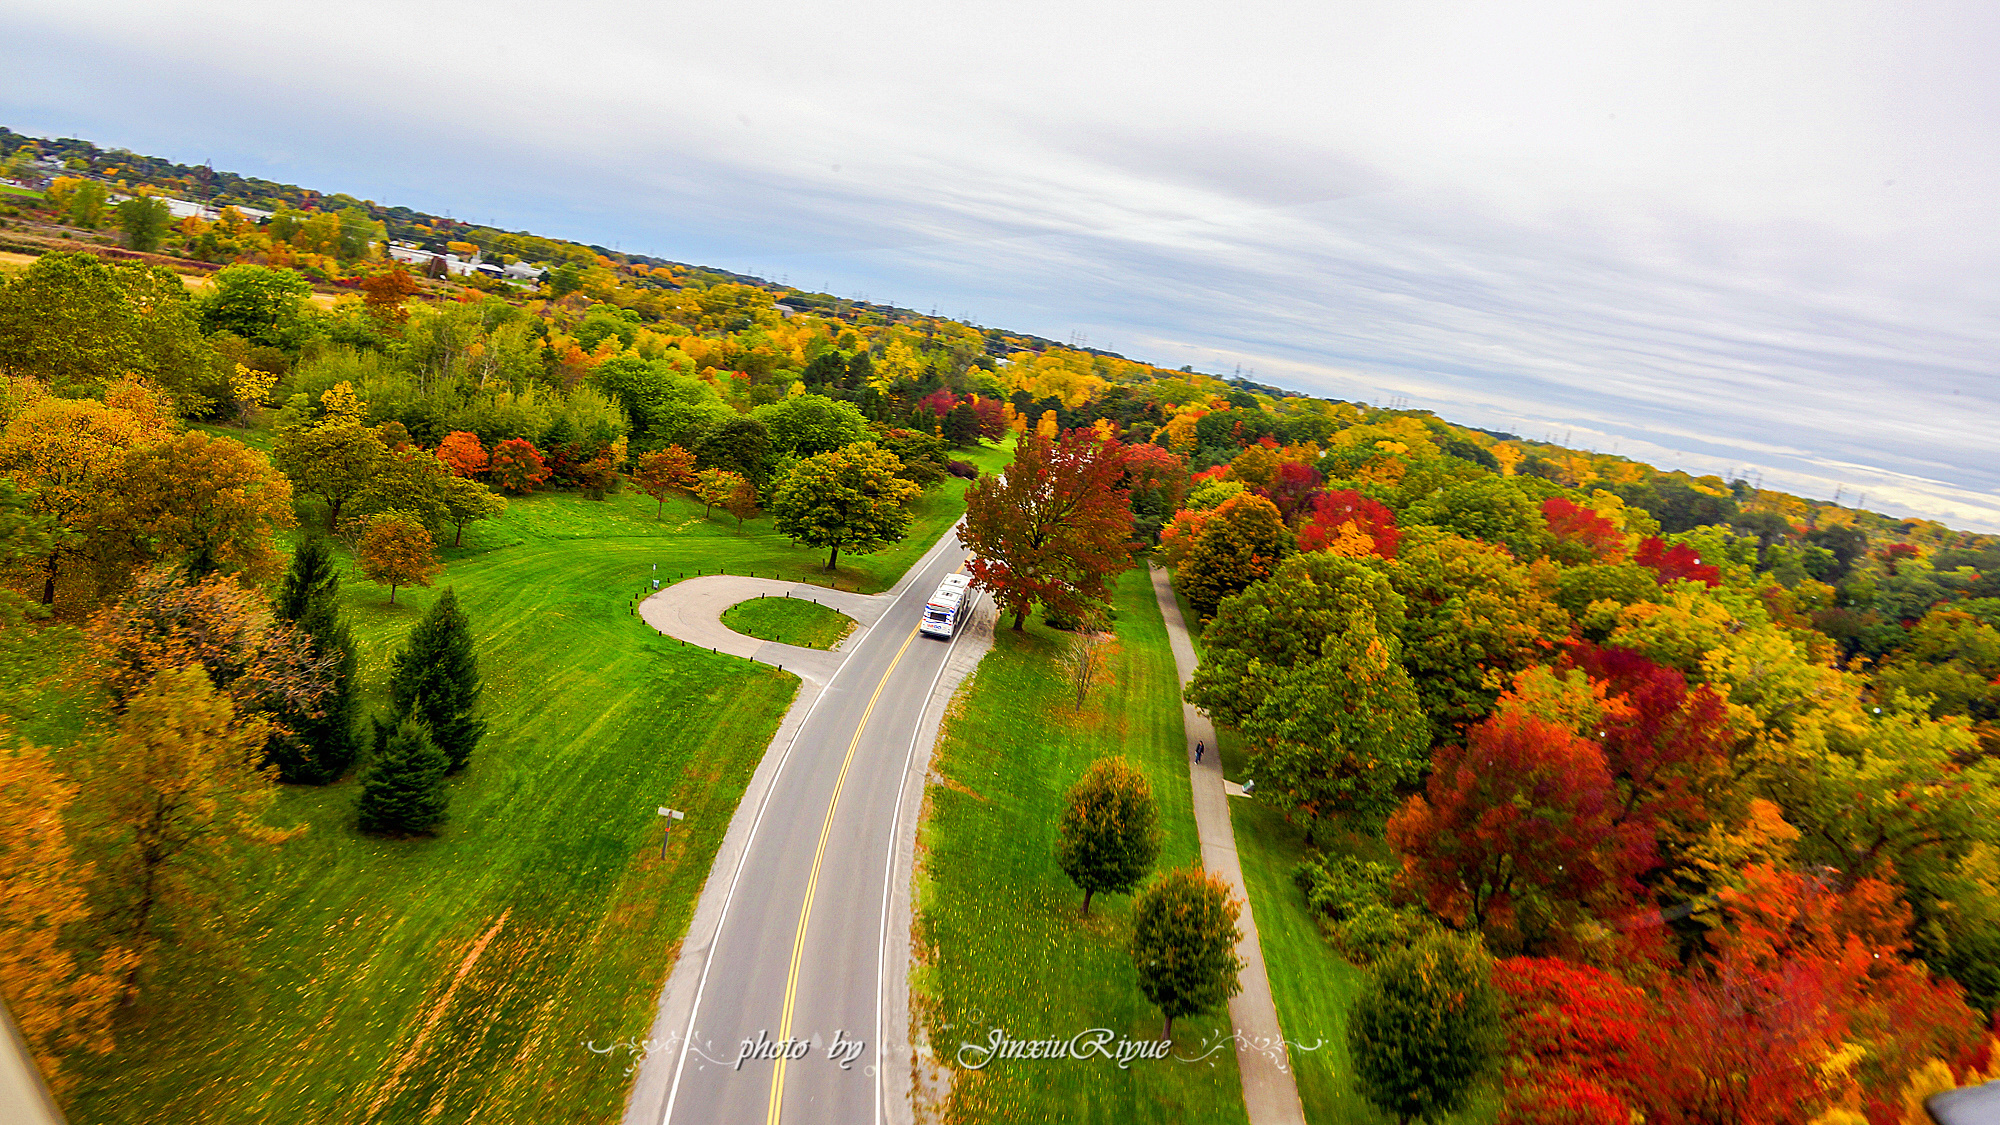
960 429 1135 630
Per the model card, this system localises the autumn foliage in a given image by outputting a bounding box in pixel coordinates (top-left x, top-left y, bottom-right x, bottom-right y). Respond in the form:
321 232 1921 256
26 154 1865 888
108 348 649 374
1635 535 1721 587
960 429 1135 629
1295 489 1400 558
433 430 488 477
487 437 550 494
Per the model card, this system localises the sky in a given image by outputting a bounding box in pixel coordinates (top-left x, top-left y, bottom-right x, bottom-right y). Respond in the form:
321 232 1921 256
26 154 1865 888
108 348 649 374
3 1 1996 529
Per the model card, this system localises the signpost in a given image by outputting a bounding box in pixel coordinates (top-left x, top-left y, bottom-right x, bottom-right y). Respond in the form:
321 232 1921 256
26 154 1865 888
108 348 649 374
658 806 685 858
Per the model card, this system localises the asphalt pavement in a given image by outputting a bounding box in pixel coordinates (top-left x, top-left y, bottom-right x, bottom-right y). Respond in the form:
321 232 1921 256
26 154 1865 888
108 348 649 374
625 530 983 1125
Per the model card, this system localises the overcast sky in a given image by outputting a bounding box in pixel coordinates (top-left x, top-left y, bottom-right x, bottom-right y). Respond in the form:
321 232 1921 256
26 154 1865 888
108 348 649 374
4 1 1996 529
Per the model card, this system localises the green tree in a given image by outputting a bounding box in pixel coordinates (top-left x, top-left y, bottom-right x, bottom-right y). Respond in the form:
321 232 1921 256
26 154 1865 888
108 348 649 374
770 441 921 571
1129 868 1244 1040
438 475 505 547
116 195 172 253
696 415 774 489
1176 493 1294 619
751 393 869 457
355 716 449 835
0 252 218 408
199 264 312 349
383 587 486 772
272 422 388 532
1347 931 1500 1125
351 447 448 533
271 537 358 783
65 180 108 228
1055 757 1161 916
1402 476 1552 562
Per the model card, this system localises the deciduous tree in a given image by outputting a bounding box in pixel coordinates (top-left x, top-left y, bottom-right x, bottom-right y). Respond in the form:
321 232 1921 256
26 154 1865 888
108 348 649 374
770 441 921 571
272 421 387 532
116 429 294 581
433 431 489 478
487 437 550 494
695 466 744 520
1348 932 1500 1125
1176 492 1292 619
358 512 440 605
437 475 505 547
94 663 298 1002
116 194 172 252
1055 756 1160 916
1129 867 1244 1040
959 429 1135 630
632 445 696 518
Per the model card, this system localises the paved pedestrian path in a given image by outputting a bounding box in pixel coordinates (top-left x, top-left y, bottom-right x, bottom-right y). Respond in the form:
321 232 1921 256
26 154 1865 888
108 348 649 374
1150 565 1308 1125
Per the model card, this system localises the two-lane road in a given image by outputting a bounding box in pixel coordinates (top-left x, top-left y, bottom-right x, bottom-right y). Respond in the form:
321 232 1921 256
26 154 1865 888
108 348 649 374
632 533 978 1125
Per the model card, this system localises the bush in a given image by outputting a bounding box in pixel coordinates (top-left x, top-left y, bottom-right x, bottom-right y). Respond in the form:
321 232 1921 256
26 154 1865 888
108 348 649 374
947 459 978 479
1293 854 1437 965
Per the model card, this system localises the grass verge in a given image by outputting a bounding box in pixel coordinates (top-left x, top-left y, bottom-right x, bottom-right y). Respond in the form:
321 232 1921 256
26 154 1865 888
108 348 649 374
911 569 1249 1125
720 596 856 650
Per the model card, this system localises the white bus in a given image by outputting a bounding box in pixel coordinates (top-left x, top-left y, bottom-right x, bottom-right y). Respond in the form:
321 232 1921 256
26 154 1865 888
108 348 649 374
921 573 974 639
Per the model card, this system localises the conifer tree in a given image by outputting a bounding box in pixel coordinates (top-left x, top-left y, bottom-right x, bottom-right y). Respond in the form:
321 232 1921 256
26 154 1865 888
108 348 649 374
271 536 357 783
356 717 449 834
384 587 485 772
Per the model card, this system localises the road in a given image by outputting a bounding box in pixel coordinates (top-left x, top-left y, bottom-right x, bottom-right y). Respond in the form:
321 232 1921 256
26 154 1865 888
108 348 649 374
629 532 979 1125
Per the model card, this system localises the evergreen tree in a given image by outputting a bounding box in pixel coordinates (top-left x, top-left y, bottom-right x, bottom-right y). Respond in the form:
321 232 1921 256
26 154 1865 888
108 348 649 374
270 536 357 783
356 717 449 834
385 587 485 772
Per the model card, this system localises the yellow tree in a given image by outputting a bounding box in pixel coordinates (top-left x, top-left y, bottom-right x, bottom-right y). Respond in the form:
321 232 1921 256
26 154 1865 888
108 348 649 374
0 724 132 1092
116 429 294 582
94 664 296 1001
358 513 442 605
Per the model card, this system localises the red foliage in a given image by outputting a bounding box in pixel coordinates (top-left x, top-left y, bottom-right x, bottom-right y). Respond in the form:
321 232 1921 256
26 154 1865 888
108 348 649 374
1266 460 1322 524
1493 956 1659 1125
1295 489 1400 557
1122 442 1189 512
1542 497 1626 562
968 397 1006 441
434 431 488 477
1634 537 1721 587
1564 643 1730 840
488 438 550 494
1387 712 1636 944
914 388 959 422
1190 462 1229 486
1498 1073 1632 1125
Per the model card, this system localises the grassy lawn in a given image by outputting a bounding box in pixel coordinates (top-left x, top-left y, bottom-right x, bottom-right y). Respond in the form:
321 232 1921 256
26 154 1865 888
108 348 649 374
720 596 856 649
912 569 1249 1125
51 436 1014 1124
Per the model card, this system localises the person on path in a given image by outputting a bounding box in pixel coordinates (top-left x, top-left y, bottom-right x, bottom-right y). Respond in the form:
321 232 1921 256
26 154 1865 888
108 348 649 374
1195 740 1205 763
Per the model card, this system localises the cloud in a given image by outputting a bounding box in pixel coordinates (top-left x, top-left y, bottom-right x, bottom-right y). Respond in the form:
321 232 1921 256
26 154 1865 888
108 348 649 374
4 0 1997 528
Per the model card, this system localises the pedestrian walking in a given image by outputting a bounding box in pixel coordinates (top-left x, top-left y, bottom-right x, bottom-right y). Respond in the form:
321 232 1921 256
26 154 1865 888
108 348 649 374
1195 740 1205 763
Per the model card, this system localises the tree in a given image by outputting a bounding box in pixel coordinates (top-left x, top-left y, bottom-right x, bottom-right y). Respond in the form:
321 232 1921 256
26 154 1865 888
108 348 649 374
115 429 294 581
487 437 550 494
1387 711 1639 951
116 194 172 252
752 393 869 457
270 537 358 784
959 429 1136 630
1177 492 1293 619
1055 757 1160 915
720 472 758 529
695 466 744 520
438 475 505 547
384 587 486 772
355 717 450 835
198 263 311 348
696 414 773 488
94 663 298 1002
632 445 696 518
770 441 922 571
1297 489 1401 557
357 512 441 605
359 268 420 323
1491 957 1658 1125
0 723 131 1093
433 431 489 478
1122 443 1189 543
272 421 388 532
1128 868 1244 1040
351 447 449 532
0 252 217 407
1347 931 1501 1125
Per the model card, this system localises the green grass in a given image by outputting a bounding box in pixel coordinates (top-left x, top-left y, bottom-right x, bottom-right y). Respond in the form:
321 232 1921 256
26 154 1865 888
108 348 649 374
912 570 1249 1125
720 596 856 649
190 419 275 454
0 183 41 199
63 505 801 1124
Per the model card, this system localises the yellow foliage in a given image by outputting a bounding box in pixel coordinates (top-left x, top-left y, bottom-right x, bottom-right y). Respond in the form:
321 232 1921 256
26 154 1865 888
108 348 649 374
229 364 277 413
1893 1059 1958 1125
1322 520 1377 558
1036 410 1059 439
318 381 367 427
1491 442 1524 475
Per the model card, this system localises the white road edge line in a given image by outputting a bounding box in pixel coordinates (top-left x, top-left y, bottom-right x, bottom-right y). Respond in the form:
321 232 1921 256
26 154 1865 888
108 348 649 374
875 579 978 1125
655 525 966 1125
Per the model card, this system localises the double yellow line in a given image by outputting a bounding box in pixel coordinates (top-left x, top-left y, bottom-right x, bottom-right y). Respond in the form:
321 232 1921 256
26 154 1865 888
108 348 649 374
765 623 921 1125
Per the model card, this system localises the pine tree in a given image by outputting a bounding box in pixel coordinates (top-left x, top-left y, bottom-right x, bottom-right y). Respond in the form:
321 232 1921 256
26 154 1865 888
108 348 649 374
386 587 485 772
356 717 449 834
271 536 357 783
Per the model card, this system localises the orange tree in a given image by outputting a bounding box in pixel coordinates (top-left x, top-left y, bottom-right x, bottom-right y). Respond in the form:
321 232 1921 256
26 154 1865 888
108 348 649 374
631 445 696 518
487 438 549 494
959 429 1134 630
357 512 442 605
433 431 489 478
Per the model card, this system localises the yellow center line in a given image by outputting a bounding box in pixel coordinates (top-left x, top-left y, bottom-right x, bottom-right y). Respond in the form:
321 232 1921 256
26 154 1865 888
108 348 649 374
767 623 921 1125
